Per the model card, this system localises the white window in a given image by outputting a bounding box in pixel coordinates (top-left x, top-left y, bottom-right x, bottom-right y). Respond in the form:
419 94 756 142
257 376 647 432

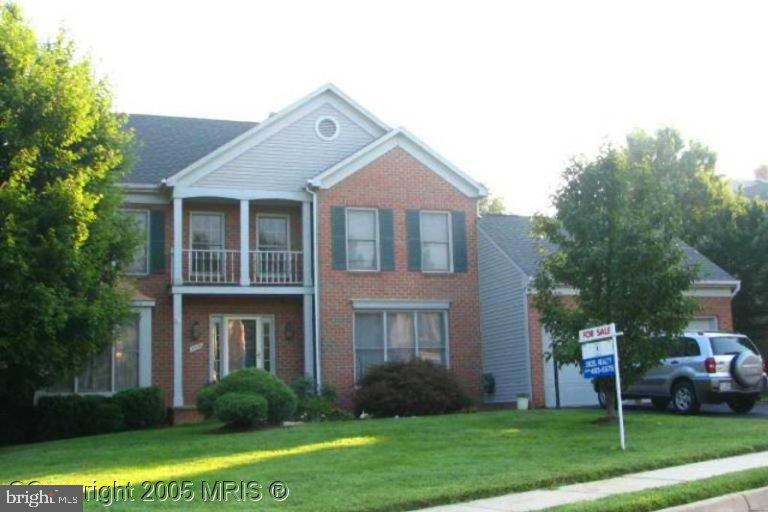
420 212 452 272
124 210 149 275
346 208 378 271
44 308 152 396
354 310 449 379
190 213 225 275
257 215 290 251
52 315 141 394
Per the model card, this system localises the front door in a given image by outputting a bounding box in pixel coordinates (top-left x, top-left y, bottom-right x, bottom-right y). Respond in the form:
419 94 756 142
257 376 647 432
210 316 275 380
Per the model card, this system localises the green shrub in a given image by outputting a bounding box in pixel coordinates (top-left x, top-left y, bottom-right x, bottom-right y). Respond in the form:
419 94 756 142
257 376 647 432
35 395 82 441
290 376 315 400
197 384 218 419
114 387 166 429
75 395 124 436
296 395 353 422
354 359 471 418
214 392 268 427
196 369 297 425
36 395 124 441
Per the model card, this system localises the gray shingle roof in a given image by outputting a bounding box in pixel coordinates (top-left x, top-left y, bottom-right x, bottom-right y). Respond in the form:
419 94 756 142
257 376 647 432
478 214 735 282
124 114 258 185
744 181 768 200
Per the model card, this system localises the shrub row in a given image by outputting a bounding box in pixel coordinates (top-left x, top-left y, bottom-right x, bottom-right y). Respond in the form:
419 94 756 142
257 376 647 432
35 386 166 441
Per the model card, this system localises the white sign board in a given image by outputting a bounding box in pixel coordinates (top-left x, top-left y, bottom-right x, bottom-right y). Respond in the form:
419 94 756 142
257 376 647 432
579 323 616 343
579 322 625 451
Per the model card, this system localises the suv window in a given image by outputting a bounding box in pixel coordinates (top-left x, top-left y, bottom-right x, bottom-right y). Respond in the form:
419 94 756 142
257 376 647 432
710 336 758 356
668 337 700 358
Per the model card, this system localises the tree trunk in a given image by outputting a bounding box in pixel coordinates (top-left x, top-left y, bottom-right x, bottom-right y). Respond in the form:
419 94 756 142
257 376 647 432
600 378 617 421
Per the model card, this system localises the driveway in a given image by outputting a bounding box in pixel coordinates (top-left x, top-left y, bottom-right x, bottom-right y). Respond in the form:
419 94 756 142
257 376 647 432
622 400 768 418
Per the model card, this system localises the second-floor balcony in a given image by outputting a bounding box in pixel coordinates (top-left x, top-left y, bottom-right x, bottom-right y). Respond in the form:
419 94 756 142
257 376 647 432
177 249 304 285
169 193 313 292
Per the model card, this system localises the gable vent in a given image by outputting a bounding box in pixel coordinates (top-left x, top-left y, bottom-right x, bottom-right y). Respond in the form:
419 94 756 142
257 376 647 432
315 116 340 141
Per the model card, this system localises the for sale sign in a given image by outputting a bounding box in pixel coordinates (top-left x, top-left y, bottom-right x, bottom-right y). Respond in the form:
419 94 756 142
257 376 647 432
578 323 616 343
581 338 616 378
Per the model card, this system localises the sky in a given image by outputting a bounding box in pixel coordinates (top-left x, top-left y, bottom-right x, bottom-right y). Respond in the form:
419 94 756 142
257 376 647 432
18 0 768 214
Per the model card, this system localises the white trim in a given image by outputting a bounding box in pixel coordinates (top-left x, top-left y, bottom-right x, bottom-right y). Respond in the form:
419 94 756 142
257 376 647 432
689 316 719 331
173 199 183 285
345 207 380 272
164 84 389 187
315 115 340 141
121 209 150 276
172 293 183 407
131 299 156 308
171 285 313 295
352 299 451 310
301 201 312 286
240 200 250 286
308 128 488 198
137 306 153 387
684 288 734 298
173 187 311 202
420 210 453 273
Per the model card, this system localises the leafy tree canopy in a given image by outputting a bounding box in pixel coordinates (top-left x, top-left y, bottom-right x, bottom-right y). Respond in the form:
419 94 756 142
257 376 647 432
479 195 507 215
0 4 136 405
533 144 698 416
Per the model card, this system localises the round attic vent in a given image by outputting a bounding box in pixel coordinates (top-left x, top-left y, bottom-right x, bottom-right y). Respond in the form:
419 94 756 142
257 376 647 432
315 116 339 141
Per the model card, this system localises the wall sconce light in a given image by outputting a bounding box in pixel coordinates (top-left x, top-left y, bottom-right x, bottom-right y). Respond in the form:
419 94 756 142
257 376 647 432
191 320 201 341
284 321 295 341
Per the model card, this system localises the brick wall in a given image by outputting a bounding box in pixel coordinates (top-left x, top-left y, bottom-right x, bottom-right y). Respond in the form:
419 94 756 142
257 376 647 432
316 147 483 405
527 293 735 408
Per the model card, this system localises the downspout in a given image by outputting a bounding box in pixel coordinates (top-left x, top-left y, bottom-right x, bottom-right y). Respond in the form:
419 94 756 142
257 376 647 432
306 185 322 391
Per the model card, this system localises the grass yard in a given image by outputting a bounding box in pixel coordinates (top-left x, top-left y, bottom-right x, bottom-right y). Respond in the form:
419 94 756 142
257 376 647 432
546 466 768 512
1 409 767 511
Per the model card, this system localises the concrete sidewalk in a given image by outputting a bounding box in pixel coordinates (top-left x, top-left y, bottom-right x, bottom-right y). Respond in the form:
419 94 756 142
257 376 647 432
417 451 768 512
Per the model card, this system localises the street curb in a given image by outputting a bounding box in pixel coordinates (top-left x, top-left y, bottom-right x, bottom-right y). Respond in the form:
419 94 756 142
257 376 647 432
660 486 768 511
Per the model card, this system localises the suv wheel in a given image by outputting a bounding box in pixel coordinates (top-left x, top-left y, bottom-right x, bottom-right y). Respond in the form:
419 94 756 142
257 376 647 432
727 397 757 414
672 381 701 414
651 397 670 411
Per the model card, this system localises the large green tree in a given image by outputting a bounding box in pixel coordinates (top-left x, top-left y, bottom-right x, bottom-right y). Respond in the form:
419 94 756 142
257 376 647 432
626 129 768 353
0 4 136 416
534 146 698 419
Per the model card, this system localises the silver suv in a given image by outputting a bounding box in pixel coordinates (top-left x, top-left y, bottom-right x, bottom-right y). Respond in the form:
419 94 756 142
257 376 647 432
599 332 766 414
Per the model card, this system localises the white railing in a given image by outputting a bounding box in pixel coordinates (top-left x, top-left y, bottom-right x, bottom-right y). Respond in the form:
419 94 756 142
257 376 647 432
181 248 239 284
251 250 302 284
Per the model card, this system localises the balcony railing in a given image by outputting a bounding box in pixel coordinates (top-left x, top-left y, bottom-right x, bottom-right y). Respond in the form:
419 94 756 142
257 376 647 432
182 249 239 284
174 248 303 285
250 250 303 284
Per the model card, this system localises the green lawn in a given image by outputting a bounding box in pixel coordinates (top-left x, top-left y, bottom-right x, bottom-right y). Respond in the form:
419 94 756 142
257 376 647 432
546 466 768 512
1 409 767 511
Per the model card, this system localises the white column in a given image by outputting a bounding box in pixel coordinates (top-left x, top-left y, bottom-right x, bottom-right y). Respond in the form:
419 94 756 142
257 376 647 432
173 198 183 285
240 199 250 286
172 293 184 407
303 293 315 378
301 200 312 286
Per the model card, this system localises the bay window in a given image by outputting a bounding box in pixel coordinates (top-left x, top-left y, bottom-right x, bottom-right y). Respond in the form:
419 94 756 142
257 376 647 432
354 310 449 379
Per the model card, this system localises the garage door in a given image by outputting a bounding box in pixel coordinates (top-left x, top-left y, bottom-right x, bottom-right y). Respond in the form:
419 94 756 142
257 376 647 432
542 330 599 408
686 317 718 332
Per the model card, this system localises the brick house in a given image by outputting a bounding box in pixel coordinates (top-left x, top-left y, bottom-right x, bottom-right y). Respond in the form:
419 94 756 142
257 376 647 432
477 214 741 409
47 84 488 421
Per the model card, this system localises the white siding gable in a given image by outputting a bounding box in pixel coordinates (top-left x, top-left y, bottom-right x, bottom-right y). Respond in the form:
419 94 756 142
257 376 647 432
193 104 375 192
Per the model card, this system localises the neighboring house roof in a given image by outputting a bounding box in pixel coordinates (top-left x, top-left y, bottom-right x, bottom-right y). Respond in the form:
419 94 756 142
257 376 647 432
478 214 736 283
743 181 768 200
124 114 257 185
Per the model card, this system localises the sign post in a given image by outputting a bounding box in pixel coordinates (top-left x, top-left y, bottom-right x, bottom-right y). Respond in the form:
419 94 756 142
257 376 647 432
579 323 625 450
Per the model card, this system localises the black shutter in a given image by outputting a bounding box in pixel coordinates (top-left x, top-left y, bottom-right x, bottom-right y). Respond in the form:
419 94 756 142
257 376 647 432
452 211 468 272
331 207 347 270
406 210 421 271
149 210 165 274
379 209 395 271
